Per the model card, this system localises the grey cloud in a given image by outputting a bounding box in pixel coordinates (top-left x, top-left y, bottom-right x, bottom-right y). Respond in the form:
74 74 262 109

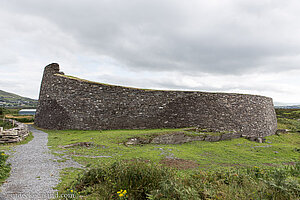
3 0 300 75
1 0 300 103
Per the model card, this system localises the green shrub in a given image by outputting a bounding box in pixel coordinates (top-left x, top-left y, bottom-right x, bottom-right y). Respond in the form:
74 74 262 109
0 108 19 116
14 118 35 123
72 160 174 199
68 161 300 200
0 151 11 184
0 120 14 130
260 166 300 199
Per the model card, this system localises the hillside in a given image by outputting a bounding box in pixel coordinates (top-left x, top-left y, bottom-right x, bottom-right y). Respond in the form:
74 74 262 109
0 90 38 108
275 105 300 109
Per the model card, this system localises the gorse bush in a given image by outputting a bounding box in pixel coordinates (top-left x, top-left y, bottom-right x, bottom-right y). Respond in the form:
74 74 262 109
0 120 14 130
0 151 10 184
67 161 300 200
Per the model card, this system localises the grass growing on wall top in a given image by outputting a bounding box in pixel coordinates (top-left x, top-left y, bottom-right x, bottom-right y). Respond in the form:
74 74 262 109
54 74 157 91
55 73 170 91
54 73 270 96
55 74 109 86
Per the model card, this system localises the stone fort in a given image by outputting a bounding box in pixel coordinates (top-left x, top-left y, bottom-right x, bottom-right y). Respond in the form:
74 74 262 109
35 63 277 138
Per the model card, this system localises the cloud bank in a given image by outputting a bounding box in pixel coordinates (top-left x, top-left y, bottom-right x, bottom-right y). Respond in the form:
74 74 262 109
1 0 300 104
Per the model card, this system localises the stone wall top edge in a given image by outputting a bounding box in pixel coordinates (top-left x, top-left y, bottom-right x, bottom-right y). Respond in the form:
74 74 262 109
53 73 273 100
45 63 59 72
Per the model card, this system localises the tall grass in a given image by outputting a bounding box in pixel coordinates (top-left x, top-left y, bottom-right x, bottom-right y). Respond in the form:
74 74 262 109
66 161 300 200
0 151 10 184
72 160 174 199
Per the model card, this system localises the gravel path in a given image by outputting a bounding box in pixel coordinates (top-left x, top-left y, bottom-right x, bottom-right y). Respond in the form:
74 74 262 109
0 126 82 200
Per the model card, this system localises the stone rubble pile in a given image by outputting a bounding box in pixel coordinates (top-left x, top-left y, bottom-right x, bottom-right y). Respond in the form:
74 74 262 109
0 119 29 143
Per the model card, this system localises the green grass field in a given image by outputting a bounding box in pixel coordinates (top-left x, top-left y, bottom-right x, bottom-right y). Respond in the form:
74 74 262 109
46 128 299 170
0 107 297 198
42 111 300 199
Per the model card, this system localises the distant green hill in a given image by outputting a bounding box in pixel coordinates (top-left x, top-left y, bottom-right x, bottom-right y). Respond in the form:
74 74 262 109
275 105 300 109
0 90 38 108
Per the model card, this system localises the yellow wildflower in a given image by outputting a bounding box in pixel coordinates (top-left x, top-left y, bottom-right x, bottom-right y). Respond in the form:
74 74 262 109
117 189 127 197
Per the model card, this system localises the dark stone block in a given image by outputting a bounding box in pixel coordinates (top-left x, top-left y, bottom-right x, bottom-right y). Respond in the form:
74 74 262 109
204 135 221 142
151 132 204 144
276 129 289 135
221 132 241 140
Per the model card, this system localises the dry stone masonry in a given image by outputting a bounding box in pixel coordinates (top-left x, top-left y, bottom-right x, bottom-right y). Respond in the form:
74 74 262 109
35 63 277 139
0 119 29 143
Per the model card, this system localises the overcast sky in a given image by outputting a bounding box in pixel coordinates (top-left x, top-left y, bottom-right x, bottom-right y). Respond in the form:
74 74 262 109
1 0 300 105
